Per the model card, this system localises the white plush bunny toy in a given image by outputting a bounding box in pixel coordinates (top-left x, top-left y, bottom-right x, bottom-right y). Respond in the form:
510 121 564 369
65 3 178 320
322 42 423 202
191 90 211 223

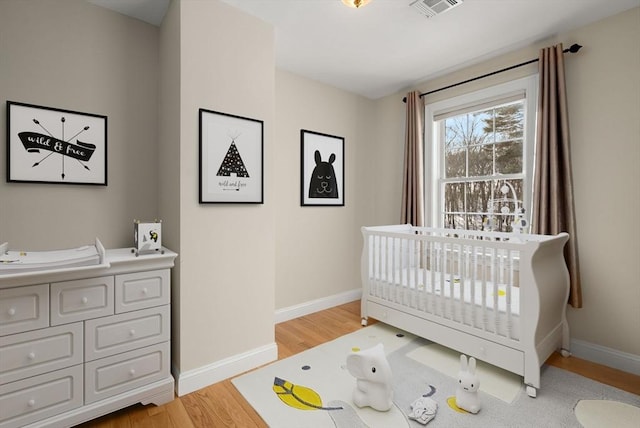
455 354 481 414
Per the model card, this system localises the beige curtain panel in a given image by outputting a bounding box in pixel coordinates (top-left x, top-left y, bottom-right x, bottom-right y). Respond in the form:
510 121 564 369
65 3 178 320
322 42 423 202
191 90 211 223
532 44 582 308
401 90 425 227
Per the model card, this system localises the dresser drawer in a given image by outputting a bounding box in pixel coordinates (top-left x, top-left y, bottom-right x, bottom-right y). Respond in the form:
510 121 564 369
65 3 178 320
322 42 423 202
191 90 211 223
0 365 82 428
84 342 169 404
0 323 83 386
85 305 170 362
51 276 114 325
0 285 49 336
115 269 170 313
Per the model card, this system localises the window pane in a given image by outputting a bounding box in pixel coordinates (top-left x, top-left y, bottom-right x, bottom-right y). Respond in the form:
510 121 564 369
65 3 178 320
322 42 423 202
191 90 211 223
468 214 485 231
443 182 465 214
467 144 494 177
470 111 491 146
495 141 523 173
495 102 524 141
443 213 466 229
444 144 466 178
466 181 492 214
444 117 467 178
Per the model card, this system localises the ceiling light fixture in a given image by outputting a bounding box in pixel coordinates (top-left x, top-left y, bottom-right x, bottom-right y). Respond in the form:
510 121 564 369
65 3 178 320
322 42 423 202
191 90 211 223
341 0 372 8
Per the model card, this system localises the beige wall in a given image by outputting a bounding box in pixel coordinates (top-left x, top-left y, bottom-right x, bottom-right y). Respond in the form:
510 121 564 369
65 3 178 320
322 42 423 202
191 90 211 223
274 70 376 310
158 0 182 369
372 8 640 356
561 8 639 356
174 0 276 373
0 0 160 250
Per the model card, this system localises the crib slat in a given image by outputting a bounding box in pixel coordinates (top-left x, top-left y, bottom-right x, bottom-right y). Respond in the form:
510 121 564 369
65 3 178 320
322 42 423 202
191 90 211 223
470 245 477 328
482 246 489 333
493 250 505 335
376 235 381 298
429 240 436 315
507 249 514 340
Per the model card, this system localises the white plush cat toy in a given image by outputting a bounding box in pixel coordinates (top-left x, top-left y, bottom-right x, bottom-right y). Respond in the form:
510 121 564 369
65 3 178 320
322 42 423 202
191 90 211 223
455 354 481 414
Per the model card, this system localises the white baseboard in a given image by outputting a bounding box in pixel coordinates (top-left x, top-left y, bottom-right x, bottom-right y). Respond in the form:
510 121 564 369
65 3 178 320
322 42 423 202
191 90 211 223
570 338 640 376
172 290 361 396
274 288 362 324
174 342 277 396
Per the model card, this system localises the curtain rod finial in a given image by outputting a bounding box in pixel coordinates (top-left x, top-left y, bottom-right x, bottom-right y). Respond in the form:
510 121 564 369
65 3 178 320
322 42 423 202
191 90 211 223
569 43 582 53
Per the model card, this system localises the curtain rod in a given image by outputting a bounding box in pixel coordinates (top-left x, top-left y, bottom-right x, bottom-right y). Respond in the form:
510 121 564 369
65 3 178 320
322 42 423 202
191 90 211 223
402 43 582 103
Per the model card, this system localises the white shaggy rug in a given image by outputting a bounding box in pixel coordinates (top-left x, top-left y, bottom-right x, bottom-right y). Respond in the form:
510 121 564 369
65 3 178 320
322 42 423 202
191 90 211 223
232 323 640 427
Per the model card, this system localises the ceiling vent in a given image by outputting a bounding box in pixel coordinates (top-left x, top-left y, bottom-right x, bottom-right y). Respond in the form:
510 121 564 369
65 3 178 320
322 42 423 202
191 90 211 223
410 0 464 18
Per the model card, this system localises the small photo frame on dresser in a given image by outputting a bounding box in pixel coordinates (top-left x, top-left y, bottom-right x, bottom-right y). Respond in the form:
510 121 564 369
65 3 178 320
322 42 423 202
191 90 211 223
133 220 163 256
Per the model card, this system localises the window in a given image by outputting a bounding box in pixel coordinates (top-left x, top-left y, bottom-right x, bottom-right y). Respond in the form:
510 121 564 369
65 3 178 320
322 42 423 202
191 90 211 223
424 76 538 232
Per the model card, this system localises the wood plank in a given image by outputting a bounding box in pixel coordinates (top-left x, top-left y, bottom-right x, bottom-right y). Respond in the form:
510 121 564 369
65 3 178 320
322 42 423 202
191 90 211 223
546 351 640 395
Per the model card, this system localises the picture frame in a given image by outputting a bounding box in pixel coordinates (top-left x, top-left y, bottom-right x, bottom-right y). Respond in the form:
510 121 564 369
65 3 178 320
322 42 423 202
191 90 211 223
300 129 344 207
199 108 264 204
6 101 107 185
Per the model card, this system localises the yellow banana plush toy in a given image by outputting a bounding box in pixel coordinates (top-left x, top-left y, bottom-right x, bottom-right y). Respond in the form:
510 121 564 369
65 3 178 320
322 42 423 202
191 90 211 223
272 377 343 411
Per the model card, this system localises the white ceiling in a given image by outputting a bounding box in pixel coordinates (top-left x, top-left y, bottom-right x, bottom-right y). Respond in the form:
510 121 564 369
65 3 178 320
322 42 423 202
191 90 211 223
89 0 640 99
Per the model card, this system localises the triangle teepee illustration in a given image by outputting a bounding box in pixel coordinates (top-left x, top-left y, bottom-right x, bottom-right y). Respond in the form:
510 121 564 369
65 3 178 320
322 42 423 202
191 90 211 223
217 139 249 178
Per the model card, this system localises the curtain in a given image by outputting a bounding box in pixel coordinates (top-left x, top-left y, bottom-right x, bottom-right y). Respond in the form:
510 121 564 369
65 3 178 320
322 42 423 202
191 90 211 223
532 44 582 308
401 91 425 227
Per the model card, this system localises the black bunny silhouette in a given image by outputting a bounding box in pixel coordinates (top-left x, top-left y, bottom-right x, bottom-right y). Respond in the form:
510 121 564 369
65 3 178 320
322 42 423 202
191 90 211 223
308 150 338 199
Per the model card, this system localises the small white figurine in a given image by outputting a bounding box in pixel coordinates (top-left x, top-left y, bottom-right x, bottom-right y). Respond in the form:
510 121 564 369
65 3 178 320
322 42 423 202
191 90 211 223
409 395 438 424
455 354 481 414
346 343 393 412
511 208 528 234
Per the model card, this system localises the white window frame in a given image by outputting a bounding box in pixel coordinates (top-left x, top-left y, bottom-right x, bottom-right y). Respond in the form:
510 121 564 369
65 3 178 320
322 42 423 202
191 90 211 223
424 75 538 229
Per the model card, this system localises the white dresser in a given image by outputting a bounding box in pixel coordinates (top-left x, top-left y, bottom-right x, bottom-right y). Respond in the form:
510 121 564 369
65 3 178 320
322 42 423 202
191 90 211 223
0 246 177 428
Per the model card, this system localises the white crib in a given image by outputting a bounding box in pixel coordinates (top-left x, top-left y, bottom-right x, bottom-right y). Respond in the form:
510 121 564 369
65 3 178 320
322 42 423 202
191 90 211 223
360 224 571 397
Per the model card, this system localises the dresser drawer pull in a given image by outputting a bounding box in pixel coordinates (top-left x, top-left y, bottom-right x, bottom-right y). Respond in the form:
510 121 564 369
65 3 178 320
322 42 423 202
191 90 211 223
28 352 36 360
28 399 36 407
129 369 136 377
142 288 148 295
129 329 136 337
8 307 16 316
81 297 89 304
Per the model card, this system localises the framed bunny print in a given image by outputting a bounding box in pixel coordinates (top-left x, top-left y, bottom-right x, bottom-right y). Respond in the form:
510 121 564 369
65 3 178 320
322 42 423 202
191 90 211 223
300 129 344 206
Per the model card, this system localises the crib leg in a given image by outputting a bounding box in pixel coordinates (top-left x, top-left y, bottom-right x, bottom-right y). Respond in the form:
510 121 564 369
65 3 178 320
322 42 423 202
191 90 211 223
526 385 537 398
361 317 368 326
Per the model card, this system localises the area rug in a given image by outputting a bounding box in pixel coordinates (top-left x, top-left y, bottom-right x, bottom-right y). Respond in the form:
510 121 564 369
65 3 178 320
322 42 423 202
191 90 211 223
232 323 640 427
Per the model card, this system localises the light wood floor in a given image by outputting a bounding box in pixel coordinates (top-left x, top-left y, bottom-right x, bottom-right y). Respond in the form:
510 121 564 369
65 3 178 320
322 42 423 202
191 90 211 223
77 301 640 427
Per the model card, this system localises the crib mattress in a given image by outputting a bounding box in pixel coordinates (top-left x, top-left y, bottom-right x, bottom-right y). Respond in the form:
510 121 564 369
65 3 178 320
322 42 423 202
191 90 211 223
367 268 521 340
380 268 519 315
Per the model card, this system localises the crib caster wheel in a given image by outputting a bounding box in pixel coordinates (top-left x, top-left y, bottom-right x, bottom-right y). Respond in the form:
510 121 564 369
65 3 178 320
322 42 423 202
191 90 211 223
361 318 368 327
526 385 537 398
560 349 571 358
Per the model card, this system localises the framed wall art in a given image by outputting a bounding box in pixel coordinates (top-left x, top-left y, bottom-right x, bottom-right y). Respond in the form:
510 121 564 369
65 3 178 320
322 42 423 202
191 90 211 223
199 109 264 204
6 101 107 185
300 129 344 207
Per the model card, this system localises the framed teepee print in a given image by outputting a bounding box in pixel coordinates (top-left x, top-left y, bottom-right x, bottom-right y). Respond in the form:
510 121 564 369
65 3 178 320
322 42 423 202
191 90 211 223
199 109 264 204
